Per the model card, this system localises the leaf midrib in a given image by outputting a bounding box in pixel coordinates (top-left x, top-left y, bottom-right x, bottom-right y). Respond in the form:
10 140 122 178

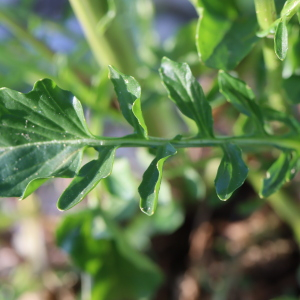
0 138 99 151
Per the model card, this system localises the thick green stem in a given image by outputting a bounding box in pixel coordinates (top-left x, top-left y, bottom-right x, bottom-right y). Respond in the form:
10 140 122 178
254 0 286 111
69 0 119 68
68 0 137 74
6 135 300 152
254 0 277 31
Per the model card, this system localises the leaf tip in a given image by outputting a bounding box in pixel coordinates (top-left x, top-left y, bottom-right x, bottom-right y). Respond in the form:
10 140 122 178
108 65 118 78
140 206 154 216
216 193 230 201
161 56 170 63
56 201 66 211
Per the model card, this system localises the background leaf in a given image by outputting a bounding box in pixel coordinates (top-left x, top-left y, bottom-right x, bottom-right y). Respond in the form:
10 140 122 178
138 143 176 216
159 57 214 137
275 18 288 61
0 79 94 198
57 146 117 210
218 71 265 133
56 209 162 300
109 66 148 137
283 75 300 104
263 107 300 134
260 151 292 197
195 0 259 70
215 143 248 200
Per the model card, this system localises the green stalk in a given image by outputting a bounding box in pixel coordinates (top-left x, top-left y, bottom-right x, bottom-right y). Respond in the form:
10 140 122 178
254 0 286 111
0 10 54 60
254 0 277 30
68 0 137 74
68 0 181 138
6 135 300 151
68 0 119 68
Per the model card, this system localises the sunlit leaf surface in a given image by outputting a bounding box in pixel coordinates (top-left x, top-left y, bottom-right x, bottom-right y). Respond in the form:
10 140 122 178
109 66 148 137
0 79 94 198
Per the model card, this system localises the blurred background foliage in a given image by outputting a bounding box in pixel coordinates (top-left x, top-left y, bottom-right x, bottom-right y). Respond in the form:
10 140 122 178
1 0 300 299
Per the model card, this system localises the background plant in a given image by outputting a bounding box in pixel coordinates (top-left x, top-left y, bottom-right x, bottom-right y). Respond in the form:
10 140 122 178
0 0 300 299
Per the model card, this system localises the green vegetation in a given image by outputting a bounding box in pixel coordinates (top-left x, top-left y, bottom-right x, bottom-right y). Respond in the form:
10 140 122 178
0 0 300 299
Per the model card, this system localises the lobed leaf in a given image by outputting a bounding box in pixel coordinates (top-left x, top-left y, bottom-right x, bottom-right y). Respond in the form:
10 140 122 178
260 151 293 197
0 79 93 198
138 143 176 216
218 71 265 133
57 146 117 210
195 0 258 70
109 66 148 138
159 57 214 137
274 18 288 61
215 143 248 200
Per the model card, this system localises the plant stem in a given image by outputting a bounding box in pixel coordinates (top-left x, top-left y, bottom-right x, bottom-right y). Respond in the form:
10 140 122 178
0 10 54 60
68 0 137 74
7 135 300 152
68 0 119 68
254 0 276 31
254 0 286 111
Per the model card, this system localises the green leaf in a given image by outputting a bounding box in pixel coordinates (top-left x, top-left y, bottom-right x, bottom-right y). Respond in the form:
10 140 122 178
138 143 176 216
256 19 280 38
260 151 292 197
56 209 162 300
263 107 300 133
57 147 117 210
108 66 148 137
283 75 300 105
281 0 300 19
195 0 259 70
0 79 93 198
159 57 214 137
286 153 300 181
218 71 265 133
275 18 288 61
257 1 300 38
215 143 248 200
